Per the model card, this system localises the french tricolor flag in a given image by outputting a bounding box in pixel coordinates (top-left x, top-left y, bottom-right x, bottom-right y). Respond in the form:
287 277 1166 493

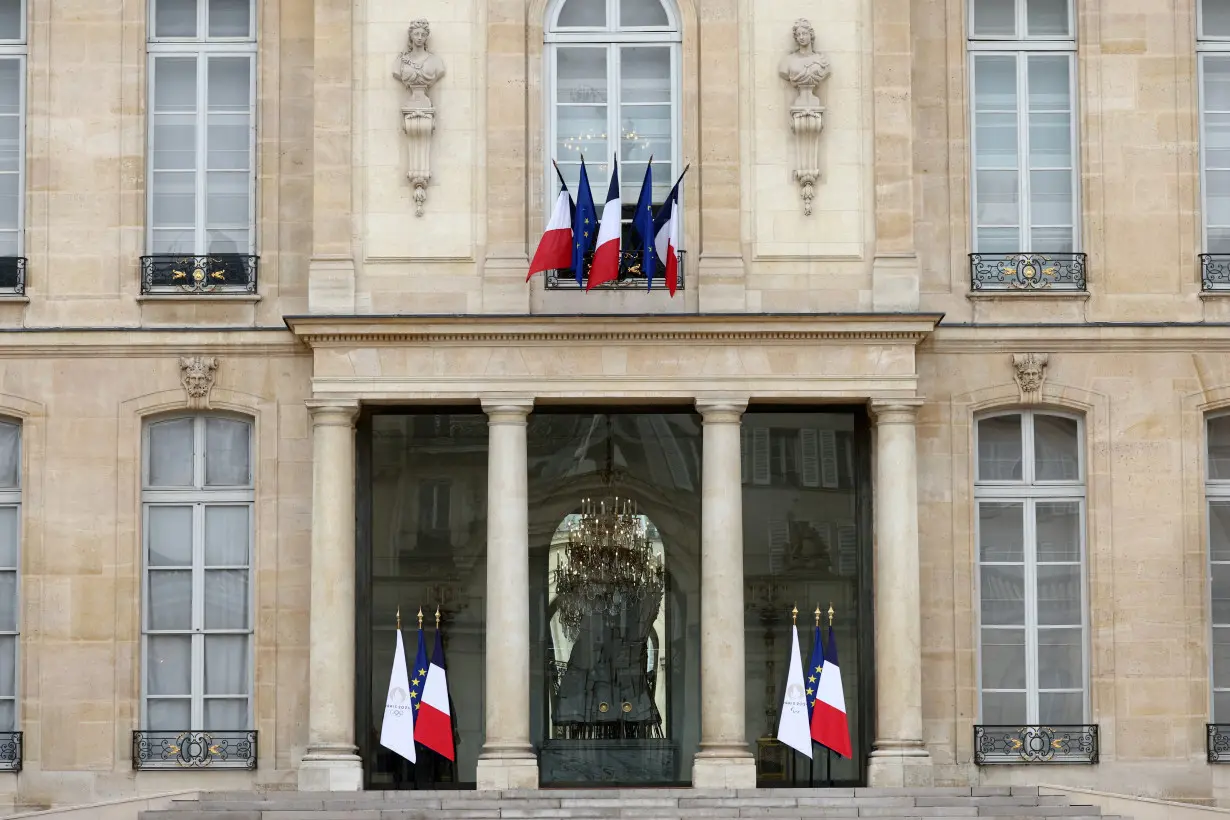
810 624 852 758
586 155 622 290
527 163 573 281
414 629 455 761
653 166 688 297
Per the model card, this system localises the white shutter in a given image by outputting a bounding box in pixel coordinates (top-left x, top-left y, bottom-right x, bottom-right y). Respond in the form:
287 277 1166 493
740 426 749 485
752 428 771 485
837 523 858 577
800 429 820 488
820 430 839 489
768 517 789 575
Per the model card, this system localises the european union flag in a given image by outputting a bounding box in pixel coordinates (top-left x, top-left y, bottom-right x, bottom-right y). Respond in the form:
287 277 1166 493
631 158 655 290
572 158 598 286
805 621 826 720
409 625 430 714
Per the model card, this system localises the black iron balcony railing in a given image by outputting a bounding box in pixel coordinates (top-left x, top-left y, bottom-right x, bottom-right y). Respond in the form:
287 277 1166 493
1200 254 1230 290
973 725 1098 765
140 254 258 295
132 730 257 771
970 252 1087 291
0 257 26 295
1208 724 1230 762
545 249 685 291
0 732 21 772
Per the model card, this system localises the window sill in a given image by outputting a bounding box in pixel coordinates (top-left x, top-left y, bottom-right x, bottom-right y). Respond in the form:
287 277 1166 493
1200 290 1230 299
967 290 1089 300
137 293 261 304
0 295 27 304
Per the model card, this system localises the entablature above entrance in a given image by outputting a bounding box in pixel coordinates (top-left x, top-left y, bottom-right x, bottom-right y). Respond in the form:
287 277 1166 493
285 313 942 402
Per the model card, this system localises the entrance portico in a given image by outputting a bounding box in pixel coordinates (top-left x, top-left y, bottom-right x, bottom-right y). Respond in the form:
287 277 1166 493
288 314 940 791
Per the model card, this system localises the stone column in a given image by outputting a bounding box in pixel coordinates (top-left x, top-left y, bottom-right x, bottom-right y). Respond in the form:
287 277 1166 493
692 398 757 788
866 400 932 787
299 400 363 791
475 398 539 790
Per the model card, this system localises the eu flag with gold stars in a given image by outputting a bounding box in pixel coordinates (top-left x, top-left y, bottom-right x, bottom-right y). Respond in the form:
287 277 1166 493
805 621 826 722
409 625 430 715
572 157 598 286
631 158 655 290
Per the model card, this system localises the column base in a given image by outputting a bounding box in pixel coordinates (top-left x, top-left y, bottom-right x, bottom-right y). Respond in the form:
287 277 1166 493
476 749 539 791
691 750 757 788
866 745 933 788
297 746 363 791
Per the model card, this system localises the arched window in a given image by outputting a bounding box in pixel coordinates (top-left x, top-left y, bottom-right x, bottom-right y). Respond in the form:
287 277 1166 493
974 410 1087 726
141 414 253 733
1207 414 1230 718
545 0 681 222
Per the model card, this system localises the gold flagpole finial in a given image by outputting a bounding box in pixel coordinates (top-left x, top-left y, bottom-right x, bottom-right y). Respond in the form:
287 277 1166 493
417 607 423 630
396 607 401 630
435 606 442 629
828 603 835 627
791 604 798 625
814 606 822 627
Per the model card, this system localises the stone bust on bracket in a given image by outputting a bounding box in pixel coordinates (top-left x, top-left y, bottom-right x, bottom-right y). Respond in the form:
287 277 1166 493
393 19 446 110
778 18 830 109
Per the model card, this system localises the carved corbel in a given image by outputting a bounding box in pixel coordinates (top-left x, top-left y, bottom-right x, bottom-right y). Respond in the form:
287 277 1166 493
779 19 830 216
393 19 446 217
179 356 219 410
1011 353 1049 403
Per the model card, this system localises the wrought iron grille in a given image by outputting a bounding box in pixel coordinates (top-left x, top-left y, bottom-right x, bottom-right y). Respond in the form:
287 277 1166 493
973 725 1098 765
1200 254 1230 290
0 257 26 294
132 730 257 771
0 732 21 772
140 254 258 295
1209 724 1230 762
545 249 685 291
970 252 1087 291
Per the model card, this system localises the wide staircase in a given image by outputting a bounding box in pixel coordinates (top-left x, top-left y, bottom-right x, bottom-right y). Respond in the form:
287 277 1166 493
139 787 1130 820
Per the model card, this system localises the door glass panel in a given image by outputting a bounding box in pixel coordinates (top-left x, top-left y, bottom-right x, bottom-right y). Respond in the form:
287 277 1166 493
978 502 1024 562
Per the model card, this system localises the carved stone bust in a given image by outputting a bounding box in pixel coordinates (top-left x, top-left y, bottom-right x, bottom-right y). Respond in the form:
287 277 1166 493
179 356 219 409
1012 353 1049 403
778 18 830 109
393 19 446 110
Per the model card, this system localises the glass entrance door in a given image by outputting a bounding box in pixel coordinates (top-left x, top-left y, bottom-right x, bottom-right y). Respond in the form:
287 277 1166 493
529 412 701 786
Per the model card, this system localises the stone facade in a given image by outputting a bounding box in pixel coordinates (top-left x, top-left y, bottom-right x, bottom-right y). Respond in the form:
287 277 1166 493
0 0 1226 811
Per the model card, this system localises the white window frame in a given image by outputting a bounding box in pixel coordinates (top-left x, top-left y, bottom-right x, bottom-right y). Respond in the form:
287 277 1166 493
967 0 1080 254
140 414 254 730
1198 2 1230 256
1207 413 1230 719
0 0 26 268
543 0 682 232
0 419 19 733
146 0 257 258
974 409 1089 725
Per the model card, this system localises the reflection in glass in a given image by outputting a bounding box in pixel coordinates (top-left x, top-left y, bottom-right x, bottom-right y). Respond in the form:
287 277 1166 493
978 415 1022 481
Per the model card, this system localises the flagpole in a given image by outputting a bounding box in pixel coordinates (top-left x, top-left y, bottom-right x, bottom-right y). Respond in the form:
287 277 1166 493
826 603 835 788
809 605 820 788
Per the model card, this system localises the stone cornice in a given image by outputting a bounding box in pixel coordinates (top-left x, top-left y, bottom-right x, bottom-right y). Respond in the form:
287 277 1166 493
284 313 944 347
0 329 302 358
928 323 1230 353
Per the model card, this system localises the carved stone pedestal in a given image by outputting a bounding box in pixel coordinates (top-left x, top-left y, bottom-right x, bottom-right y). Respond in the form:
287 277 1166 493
402 106 436 216
789 107 824 215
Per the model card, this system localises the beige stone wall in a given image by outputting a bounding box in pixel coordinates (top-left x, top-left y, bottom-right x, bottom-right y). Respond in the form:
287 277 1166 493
0 336 311 809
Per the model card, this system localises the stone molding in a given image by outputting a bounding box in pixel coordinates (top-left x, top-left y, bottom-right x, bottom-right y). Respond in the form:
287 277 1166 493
305 400 360 427
480 397 535 423
869 398 924 425
695 397 749 422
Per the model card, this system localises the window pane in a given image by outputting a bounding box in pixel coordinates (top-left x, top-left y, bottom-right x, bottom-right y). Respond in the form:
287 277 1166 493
0 422 17 488
1210 172 1230 239
147 635 191 695
204 698 247 729
0 173 16 234
981 690 1027 724
557 47 607 103
151 171 197 231
557 0 606 27
976 112 1018 169
207 114 250 171
974 55 1018 111
205 506 249 566
621 0 668 26
207 228 249 254
1215 690 1230 722
207 57 250 110
976 171 1020 227
977 227 1021 253
1214 626 1230 687
154 57 197 113
978 415 1023 481
1029 113 1072 169
0 572 16 633
154 0 198 37
1028 56 1071 112
206 171 250 228
0 507 15 569
208 0 251 38
1211 503 1230 562
972 0 1016 36
0 60 20 118
205 418 250 486
1206 0 1230 38
1036 501 1081 562
148 506 192 567
1034 415 1080 480
1216 565 1230 623
620 105 669 167
0 701 13 733
1038 691 1083 724
1207 58 1230 113
1210 416 1230 480
0 636 14 698
204 634 248 694
980 627 1025 689
980 565 1025 626
1038 627 1082 689
0 0 20 40
1030 169 1074 227
1036 564 1081 626
153 116 196 172
147 698 190 731
148 570 192 630
204 569 248 630
979 502 1024 562
557 105 607 163
148 418 194 487
620 47 670 103
1027 0 1070 37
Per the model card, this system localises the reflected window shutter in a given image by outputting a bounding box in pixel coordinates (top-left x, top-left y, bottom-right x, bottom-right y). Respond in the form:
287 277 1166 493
821 430 839 489
768 517 789 575
838 523 857 577
800 429 820 487
652 416 693 491
741 426 749 485
752 428 771 485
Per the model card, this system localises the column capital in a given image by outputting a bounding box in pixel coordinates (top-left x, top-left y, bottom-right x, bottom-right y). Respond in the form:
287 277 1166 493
305 400 360 427
695 396 749 423
481 396 535 425
869 398 924 426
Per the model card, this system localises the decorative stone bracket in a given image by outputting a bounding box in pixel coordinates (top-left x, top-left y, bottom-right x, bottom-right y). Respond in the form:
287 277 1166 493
790 108 824 216
393 19 445 217
402 108 435 217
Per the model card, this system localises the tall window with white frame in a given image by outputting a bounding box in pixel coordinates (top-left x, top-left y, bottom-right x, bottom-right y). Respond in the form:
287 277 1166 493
1206 415 1230 722
975 411 1087 732
968 0 1083 291
0 421 19 744
144 0 257 295
141 415 253 745
545 0 681 287
0 0 24 296
1199 1 1230 289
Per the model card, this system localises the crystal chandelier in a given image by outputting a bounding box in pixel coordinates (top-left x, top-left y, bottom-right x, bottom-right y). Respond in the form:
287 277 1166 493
554 495 665 641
